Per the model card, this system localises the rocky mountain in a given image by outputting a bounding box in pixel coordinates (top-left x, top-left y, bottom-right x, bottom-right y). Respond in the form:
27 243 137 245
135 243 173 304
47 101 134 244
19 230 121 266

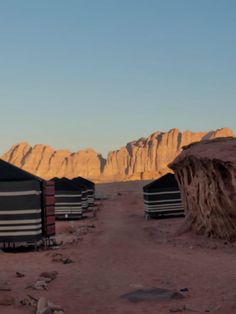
1 128 234 182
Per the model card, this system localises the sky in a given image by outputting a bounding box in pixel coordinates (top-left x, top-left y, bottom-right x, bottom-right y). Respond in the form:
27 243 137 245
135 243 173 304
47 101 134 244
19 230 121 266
0 0 235 157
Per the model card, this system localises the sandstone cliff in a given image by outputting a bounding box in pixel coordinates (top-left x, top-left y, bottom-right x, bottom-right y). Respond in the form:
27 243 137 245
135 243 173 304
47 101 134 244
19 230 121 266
102 127 234 181
169 137 236 241
1 128 234 181
2 143 105 181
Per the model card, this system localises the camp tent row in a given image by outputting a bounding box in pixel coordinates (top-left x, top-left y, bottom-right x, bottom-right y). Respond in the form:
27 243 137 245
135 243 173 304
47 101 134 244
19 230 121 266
0 159 55 246
143 173 185 219
0 159 95 245
53 177 95 220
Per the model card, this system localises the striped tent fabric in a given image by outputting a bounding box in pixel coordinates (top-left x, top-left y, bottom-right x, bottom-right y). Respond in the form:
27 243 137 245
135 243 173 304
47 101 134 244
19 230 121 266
72 177 95 209
0 159 55 245
69 178 89 212
53 178 83 219
143 173 185 219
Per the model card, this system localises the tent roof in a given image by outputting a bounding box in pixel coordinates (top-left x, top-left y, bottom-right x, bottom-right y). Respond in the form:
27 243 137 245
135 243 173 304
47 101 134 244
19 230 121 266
0 159 43 182
72 177 95 188
52 177 83 191
143 173 178 191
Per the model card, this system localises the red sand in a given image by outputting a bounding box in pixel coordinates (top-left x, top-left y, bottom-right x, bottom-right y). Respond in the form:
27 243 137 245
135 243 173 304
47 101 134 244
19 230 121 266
0 181 235 314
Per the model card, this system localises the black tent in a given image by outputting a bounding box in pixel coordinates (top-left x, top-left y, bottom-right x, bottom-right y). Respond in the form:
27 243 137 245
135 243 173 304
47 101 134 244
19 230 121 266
72 177 95 209
0 159 55 244
67 179 88 212
143 173 184 219
53 178 83 219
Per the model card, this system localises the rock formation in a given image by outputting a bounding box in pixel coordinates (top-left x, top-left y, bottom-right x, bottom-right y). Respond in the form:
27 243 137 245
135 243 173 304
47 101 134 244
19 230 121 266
2 143 105 181
169 137 236 241
1 128 234 182
102 128 234 181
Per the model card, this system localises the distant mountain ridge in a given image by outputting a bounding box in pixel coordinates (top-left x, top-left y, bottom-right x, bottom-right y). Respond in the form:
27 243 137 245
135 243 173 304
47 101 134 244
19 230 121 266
1 127 234 182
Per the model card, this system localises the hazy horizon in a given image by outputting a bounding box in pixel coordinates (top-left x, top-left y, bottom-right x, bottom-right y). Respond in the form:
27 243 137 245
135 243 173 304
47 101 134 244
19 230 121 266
0 1 235 156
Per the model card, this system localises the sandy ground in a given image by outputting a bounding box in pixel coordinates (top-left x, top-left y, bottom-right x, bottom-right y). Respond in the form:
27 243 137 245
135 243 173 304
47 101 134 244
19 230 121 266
0 181 236 314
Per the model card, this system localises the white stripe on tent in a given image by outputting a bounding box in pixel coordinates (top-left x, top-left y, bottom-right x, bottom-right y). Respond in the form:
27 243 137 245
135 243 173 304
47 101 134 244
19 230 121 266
0 224 42 231
56 194 82 198
0 190 41 196
145 208 184 213
144 199 182 204
0 219 41 225
0 230 42 236
55 206 82 209
143 190 180 196
145 203 183 209
56 202 82 206
0 209 41 215
55 210 82 213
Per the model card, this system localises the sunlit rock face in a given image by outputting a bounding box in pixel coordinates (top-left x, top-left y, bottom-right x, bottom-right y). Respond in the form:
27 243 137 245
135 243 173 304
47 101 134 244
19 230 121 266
102 128 235 181
1 144 104 181
170 137 236 241
1 128 235 182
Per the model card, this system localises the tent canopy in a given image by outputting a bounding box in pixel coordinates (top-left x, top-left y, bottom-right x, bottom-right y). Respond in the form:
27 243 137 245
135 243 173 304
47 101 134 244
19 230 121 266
52 177 83 191
143 173 178 192
72 177 95 189
0 159 42 181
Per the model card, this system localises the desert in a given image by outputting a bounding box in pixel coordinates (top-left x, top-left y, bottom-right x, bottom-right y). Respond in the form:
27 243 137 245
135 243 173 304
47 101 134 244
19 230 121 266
0 179 235 314
0 2 236 313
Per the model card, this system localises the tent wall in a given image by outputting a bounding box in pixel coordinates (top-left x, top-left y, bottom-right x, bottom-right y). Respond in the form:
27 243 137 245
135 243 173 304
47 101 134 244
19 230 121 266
0 180 42 242
72 177 95 209
144 186 184 216
143 174 185 218
55 190 83 219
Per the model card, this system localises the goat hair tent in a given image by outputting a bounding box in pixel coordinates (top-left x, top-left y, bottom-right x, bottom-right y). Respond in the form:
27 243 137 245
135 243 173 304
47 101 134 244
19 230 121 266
0 159 55 244
53 178 83 219
72 177 95 208
69 178 89 212
143 173 184 219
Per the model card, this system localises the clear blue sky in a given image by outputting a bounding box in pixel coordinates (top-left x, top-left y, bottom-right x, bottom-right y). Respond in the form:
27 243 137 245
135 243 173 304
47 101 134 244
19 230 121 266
0 0 235 157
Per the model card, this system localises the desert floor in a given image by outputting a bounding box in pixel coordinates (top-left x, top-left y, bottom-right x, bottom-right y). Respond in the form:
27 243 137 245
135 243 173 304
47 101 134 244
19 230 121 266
0 181 235 314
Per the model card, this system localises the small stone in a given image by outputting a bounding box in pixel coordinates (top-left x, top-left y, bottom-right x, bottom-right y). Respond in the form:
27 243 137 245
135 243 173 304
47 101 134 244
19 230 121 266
47 300 63 310
33 280 48 290
62 258 73 264
16 271 25 278
40 271 58 281
169 308 183 313
20 295 38 306
36 297 50 314
180 288 189 292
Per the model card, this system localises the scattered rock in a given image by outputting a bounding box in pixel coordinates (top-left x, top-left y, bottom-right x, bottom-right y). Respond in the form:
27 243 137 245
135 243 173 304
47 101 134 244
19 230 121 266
51 253 64 263
16 271 25 278
36 297 64 314
20 295 38 306
51 253 74 264
36 297 50 314
39 271 58 281
33 280 48 290
121 288 184 303
169 306 185 312
87 224 95 228
63 258 73 264
180 288 189 292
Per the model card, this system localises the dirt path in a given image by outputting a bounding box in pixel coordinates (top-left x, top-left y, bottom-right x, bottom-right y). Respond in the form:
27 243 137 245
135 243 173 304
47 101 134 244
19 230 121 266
0 191 236 314
68 194 236 313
